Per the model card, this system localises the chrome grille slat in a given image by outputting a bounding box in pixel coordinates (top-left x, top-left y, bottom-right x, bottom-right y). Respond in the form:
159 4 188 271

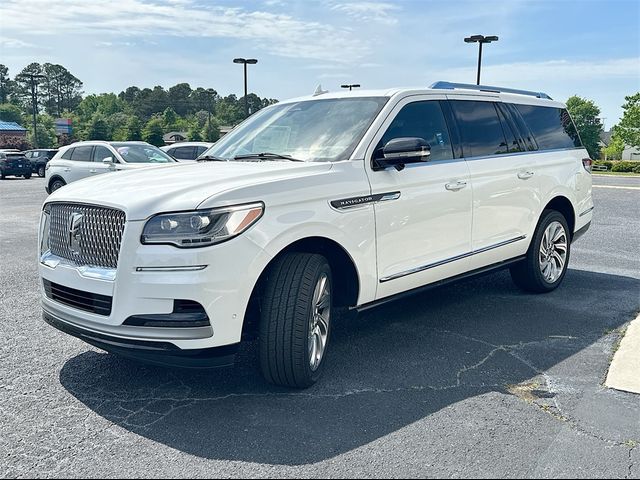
48 203 126 269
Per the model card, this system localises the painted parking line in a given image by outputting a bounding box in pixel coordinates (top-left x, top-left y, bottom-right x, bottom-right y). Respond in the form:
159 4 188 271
592 185 640 190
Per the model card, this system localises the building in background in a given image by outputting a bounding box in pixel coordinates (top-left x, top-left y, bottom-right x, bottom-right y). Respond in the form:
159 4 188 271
0 121 28 149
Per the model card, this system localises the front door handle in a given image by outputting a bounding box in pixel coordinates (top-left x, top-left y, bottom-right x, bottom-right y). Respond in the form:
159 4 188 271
518 171 535 180
445 180 467 191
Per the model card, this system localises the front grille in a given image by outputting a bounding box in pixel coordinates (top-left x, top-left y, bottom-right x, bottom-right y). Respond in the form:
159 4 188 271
48 203 126 269
43 279 113 316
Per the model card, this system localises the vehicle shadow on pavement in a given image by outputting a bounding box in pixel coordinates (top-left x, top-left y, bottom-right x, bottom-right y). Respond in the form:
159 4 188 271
59 268 639 466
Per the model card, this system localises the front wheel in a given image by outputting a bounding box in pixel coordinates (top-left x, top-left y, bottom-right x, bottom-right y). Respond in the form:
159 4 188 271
510 210 571 293
24 173 31 179
259 253 332 388
50 179 65 192
38 166 46 177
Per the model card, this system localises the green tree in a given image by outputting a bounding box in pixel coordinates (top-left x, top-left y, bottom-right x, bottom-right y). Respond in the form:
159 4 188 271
126 116 143 141
202 118 220 142
168 83 193 116
0 64 15 104
27 114 57 148
188 124 203 141
162 107 178 130
616 93 640 149
87 114 111 140
143 117 164 146
0 103 23 123
566 95 603 159
14 63 46 115
602 132 624 160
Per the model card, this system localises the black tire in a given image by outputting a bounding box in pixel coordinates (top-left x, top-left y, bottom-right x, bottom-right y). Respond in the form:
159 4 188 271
50 179 65 192
24 173 31 179
38 166 46 177
259 253 333 389
510 209 571 293
0 174 5 180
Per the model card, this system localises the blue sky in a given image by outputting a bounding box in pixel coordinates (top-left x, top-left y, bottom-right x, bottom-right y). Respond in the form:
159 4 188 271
1 0 638 126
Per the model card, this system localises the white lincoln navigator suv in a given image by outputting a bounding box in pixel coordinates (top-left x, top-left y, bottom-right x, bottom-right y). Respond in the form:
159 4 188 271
39 82 593 388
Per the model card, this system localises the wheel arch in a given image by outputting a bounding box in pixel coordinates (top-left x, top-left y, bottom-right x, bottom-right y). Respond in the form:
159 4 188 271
242 236 360 339
543 195 576 238
48 175 66 190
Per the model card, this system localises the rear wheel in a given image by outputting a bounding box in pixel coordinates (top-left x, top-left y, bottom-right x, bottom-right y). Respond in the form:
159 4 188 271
38 166 46 177
50 179 65 192
259 253 332 388
510 210 570 293
24 173 31 179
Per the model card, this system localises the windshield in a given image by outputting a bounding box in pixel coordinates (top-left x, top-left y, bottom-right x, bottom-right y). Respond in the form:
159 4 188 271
111 143 176 164
203 97 388 162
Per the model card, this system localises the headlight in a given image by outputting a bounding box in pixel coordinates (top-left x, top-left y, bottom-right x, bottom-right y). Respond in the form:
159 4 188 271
141 202 264 248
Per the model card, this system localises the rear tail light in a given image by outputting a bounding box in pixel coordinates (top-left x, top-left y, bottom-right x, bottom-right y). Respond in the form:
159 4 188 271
582 158 593 173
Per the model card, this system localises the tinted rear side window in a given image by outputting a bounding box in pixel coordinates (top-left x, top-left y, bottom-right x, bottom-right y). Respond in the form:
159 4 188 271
61 148 74 160
70 146 93 162
449 100 509 157
170 146 196 160
515 105 582 150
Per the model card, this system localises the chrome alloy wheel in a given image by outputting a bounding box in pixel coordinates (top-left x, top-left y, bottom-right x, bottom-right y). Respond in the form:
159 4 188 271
539 221 568 283
308 273 331 372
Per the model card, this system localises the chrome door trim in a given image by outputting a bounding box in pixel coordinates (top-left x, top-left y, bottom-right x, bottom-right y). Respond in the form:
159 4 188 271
379 235 527 283
330 191 401 211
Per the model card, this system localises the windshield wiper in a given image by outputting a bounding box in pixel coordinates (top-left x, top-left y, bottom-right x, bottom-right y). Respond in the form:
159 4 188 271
197 155 228 162
233 152 303 162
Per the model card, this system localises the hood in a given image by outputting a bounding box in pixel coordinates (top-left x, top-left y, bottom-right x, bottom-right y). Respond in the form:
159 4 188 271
46 161 333 220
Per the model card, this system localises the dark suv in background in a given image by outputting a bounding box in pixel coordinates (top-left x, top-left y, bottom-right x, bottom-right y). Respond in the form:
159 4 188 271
0 152 32 179
23 149 58 177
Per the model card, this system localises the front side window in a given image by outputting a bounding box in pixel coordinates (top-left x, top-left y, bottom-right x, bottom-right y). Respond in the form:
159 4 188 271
204 97 388 162
516 104 582 151
70 146 93 162
110 143 175 164
92 146 113 163
376 101 454 162
450 100 509 158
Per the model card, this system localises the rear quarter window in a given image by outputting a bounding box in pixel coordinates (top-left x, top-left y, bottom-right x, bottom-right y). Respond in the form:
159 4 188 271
515 105 582 151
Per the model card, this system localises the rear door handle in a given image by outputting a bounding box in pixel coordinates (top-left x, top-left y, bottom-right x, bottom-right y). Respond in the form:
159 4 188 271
445 180 467 191
518 171 534 180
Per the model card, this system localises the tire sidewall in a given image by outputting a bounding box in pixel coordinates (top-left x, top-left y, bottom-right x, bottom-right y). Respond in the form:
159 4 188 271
530 211 571 290
51 180 64 192
38 166 45 177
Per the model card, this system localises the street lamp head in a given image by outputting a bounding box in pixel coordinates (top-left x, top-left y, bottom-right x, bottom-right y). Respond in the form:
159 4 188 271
465 35 485 43
484 35 499 43
233 58 246 64
233 58 258 64
246 58 258 64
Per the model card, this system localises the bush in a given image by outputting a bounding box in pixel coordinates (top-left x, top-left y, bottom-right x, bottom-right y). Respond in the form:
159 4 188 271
593 160 613 170
611 161 639 172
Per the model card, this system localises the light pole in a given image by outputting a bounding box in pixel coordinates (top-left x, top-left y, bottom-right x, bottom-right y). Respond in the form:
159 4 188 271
233 58 258 118
16 72 46 147
464 35 498 85
341 84 361 91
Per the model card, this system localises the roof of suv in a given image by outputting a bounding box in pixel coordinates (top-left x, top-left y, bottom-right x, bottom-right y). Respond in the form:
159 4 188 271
280 82 565 108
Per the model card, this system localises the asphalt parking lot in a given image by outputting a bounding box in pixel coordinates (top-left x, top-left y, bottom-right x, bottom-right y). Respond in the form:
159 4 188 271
1 175 639 478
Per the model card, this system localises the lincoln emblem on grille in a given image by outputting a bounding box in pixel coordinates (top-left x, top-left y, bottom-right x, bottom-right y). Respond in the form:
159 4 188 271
68 212 84 255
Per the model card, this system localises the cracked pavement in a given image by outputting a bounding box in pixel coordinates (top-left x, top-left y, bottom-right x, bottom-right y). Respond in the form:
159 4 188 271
1 176 639 478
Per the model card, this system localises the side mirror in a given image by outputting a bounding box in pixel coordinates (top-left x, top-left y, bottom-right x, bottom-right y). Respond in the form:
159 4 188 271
376 137 431 171
102 157 117 169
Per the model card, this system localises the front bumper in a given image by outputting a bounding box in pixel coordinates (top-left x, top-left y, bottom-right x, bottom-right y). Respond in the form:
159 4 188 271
44 309 238 368
39 218 272 356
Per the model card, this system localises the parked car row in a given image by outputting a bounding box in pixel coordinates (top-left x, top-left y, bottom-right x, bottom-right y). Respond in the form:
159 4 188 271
44 141 177 193
0 139 214 183
160 141 214 161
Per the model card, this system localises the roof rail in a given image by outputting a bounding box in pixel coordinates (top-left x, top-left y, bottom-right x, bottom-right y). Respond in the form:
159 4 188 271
430 81 552 100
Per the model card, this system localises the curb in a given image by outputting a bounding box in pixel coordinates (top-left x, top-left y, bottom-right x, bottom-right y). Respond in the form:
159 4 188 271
605 313 640 394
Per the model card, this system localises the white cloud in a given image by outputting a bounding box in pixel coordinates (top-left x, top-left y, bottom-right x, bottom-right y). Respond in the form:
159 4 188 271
329 1 400 25
0 0 370 62
0 36 36 49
